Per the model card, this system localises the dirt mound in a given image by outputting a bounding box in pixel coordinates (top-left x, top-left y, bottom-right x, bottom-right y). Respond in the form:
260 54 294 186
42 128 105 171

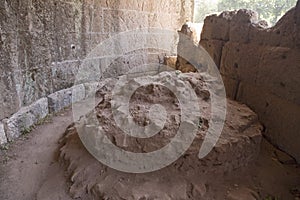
59 72 262 199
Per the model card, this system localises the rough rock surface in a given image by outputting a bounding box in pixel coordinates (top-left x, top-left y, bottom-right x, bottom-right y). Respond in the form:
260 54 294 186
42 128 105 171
48 84 85 113
200 4 300 162
4 98 49 141
226 187 259 200
59 72 262 199
176 23 198 73
163 56 177 70
0 0 194 121
0 123 7 145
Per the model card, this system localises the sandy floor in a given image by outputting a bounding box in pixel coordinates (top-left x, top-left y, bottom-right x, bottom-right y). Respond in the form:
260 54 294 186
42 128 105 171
0 108 74 200
0 107 299 200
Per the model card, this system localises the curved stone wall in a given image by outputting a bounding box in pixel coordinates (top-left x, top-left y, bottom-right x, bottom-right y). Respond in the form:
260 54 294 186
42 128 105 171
0 0 194 144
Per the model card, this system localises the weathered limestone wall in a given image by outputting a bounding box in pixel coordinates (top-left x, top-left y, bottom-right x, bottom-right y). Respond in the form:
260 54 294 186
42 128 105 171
0 0 193 144
200 2 300 162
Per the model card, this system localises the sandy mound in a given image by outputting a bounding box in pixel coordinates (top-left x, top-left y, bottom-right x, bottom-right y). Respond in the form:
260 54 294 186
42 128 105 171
59 72 262 199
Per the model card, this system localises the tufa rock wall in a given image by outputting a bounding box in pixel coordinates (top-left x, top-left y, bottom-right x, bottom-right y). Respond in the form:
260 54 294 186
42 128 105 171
0 0 194 144
0 0 193 120
200 3 300 162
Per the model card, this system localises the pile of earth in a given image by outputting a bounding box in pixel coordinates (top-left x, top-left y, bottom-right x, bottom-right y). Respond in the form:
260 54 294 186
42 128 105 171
59 71 262 199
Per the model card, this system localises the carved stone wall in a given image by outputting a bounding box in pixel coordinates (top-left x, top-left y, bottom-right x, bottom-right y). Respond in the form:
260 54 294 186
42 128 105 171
0 0 194 144
200 2 300 162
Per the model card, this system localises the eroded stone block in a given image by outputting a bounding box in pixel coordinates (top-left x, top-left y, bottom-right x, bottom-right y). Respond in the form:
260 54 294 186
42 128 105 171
72 84 86 103
222 76 239 100
48 88 73 113
201 11 235 41
5 98 49 141
236 83 300 163
256 47 300 105
220 42 264 84
51 60 81 91
199 40 225 67
229 10 258 43
48 85 86 113
0 123 7 145
103 9 149 33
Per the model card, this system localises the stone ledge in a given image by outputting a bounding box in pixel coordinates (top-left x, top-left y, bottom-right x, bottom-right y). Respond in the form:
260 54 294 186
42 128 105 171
4 98 49 142
0 84 87 145
48 84 86 113
0 123 7 145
